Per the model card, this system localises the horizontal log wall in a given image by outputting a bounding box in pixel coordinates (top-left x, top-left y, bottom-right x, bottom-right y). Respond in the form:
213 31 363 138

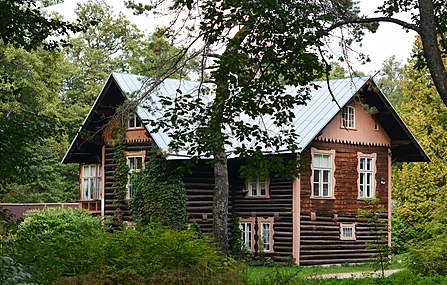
103 142 155 221
300 212 389 266
229 160 294 262
182 161 215 235
299 141 390 265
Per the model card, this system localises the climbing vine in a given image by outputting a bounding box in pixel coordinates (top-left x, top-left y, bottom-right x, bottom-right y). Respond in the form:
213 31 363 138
130 153 187 229
109 116 129 226
229 214 244 257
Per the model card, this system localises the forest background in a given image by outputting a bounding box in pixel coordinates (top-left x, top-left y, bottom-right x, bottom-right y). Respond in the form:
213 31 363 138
0 0 445 256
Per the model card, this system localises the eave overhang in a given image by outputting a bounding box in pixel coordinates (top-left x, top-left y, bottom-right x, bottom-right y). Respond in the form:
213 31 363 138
62 74 127 164
361 79 430 163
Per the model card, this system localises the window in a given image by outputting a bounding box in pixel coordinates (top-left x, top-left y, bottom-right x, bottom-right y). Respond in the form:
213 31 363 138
81 164 102 200
247 177 268 197
239 217 274 253
126 156 143 199
128 112 142 129
358 154 376 198
374 123 380 131
261 222 271 251
312 152 333 197
240 222 252 250
340 223 356 240
342 106 355 129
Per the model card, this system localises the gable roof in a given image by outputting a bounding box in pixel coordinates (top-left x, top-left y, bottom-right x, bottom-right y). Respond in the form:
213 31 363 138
62 72 429 163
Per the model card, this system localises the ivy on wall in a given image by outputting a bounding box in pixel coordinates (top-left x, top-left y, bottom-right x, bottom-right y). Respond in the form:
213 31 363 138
109 117 129 227
130 154 187 229
228 214 243 257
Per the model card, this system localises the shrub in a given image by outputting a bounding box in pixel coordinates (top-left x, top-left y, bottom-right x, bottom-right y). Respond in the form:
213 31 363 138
0 256 35 285
405 232 447 276
99 225 243 284
7 208 107 283
4 207 243 284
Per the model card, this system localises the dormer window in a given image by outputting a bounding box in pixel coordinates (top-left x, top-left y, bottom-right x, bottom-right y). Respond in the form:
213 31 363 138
128 113 142 129
342 106 355 129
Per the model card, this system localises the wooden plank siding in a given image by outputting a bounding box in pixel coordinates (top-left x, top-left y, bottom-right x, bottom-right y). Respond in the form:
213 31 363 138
298 141 390 265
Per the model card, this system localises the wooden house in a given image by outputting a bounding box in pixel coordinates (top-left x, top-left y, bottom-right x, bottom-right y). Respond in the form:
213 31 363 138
63 72 429 265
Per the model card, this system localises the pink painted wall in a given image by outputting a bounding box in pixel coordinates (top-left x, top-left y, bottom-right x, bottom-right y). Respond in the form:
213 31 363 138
0 203 79 221
317 100 391 146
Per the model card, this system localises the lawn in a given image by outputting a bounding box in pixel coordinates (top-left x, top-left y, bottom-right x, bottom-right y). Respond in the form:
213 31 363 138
246 262 405 284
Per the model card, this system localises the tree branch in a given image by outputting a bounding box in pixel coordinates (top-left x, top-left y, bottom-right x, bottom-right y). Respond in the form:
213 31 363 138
328 17 421 34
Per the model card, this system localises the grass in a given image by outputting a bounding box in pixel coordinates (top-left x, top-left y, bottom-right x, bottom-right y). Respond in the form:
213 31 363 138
246 262 404 283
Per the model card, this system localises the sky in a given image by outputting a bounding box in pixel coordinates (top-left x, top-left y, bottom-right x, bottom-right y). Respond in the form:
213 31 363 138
48 0 417 76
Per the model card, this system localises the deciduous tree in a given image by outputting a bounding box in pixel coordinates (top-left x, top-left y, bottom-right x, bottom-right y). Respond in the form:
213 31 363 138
126 0 447 254
128 0 366 254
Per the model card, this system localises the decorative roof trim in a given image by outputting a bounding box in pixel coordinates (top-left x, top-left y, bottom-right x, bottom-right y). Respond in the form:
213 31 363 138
314 137 391 148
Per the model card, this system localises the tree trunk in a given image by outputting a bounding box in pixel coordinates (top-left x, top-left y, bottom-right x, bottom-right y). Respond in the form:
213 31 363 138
212 149 229 255
418 0 447 106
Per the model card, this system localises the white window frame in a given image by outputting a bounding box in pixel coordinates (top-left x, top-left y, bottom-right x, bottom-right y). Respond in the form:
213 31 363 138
358 152 377 199
127 112 142 129
126 155 144 199
311 148 336 198
81 164 102 201
342 106 355 129
240 222 252 251
239 217 274 253
261 222 271 252
340 223 356 240
247 177 269 197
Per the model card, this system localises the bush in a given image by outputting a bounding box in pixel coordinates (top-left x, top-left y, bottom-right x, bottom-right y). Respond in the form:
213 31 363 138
405 232 447 276
95 225 243 284
4 207 243 284
0 256 35 285
7 208 106 283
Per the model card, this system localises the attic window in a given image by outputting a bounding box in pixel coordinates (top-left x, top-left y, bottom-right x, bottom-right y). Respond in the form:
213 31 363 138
342 106 355 129
128 113 142 129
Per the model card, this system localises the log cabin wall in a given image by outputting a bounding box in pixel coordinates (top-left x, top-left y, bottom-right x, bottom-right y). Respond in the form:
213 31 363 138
298 140 390 265
228 159 294 262
103 142 155 221
182 161 216 235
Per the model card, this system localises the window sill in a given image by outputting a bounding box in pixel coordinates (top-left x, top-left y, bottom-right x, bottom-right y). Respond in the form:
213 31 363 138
244 195 270 199
357 197 376 200
262 250 274 254
340 126 357 131
310 196 336 200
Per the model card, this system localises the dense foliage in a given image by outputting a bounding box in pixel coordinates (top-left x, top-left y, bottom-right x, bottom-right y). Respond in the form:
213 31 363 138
131 154 187 229
2 208 243 284
389 46 447 250
0 0 197 201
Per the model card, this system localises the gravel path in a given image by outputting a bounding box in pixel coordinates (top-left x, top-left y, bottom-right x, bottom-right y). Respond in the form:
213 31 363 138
309 269 402 279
